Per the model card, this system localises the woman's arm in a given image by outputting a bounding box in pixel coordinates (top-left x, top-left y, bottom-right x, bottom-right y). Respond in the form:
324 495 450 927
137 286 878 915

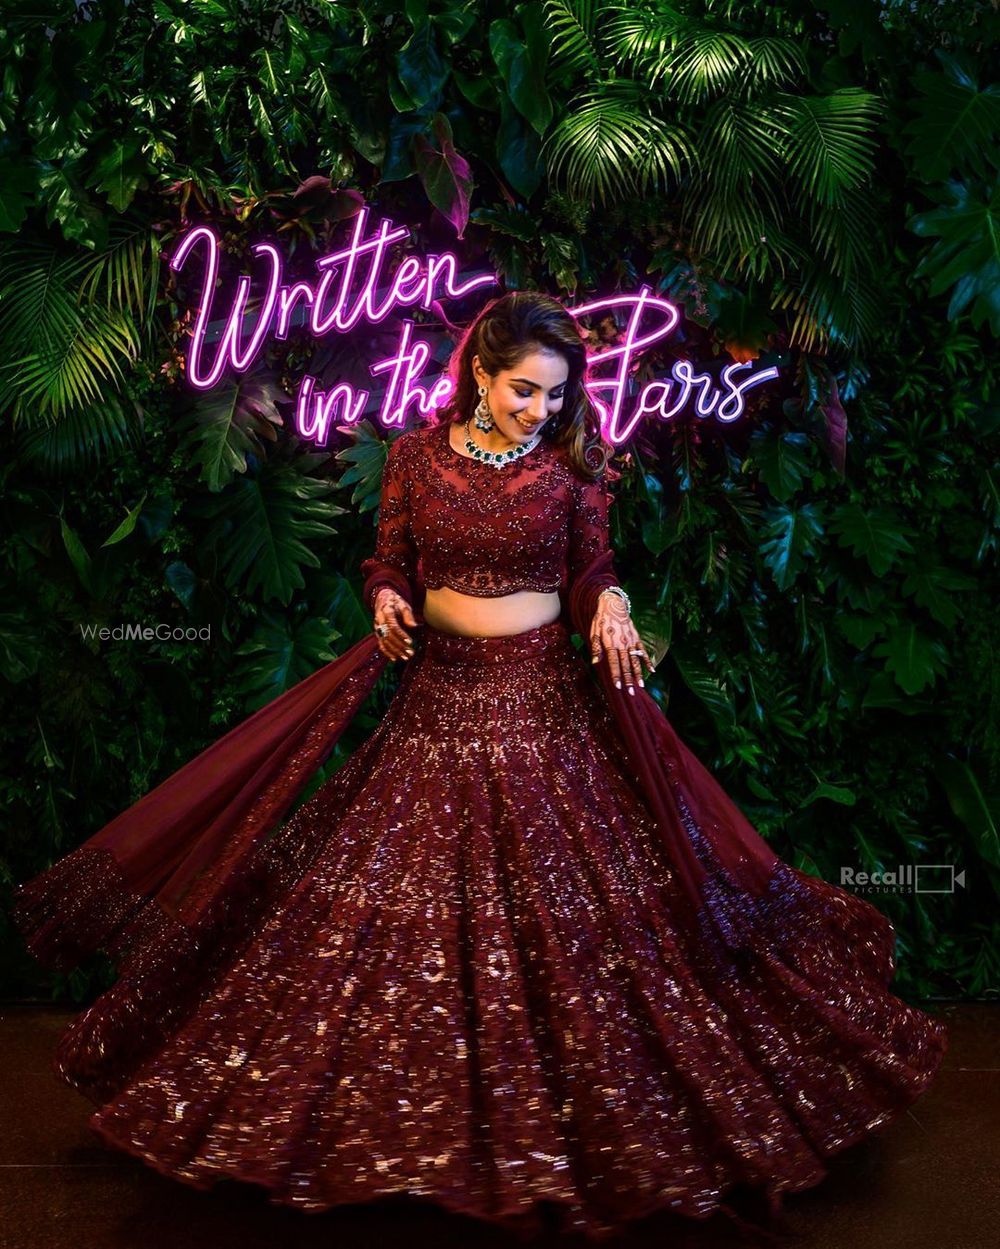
359 437 418 613
568 472 621 588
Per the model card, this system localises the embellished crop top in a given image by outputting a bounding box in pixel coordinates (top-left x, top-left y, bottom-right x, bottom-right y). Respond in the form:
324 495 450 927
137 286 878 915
359 419 621 610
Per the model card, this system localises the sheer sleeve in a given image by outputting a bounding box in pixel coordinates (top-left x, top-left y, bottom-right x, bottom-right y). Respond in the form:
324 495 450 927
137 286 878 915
568 471 621 588
359 437 418 614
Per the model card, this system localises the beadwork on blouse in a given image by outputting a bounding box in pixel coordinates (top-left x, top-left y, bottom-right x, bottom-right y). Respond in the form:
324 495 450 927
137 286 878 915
359 419 620 610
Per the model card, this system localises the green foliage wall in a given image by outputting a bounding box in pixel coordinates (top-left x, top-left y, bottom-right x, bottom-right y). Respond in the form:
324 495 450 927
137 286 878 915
0 0 997 1004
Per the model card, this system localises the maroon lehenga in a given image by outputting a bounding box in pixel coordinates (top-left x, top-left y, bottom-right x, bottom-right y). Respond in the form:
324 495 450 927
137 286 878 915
12 419 948 1242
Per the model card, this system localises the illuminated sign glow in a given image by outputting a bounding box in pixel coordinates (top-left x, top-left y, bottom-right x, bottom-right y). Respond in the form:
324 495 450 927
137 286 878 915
168 208 778 446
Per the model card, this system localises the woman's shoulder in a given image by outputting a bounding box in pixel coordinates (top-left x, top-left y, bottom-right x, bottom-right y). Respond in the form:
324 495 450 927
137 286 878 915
385 422 441 462
395 421 449 451
549 436 618 493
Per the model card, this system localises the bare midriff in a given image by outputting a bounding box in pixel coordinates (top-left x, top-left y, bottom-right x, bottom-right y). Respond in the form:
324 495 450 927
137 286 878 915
422 586 562 637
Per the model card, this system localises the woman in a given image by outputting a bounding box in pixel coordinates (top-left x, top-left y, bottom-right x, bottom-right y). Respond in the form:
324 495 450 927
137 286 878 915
13 292 948 1243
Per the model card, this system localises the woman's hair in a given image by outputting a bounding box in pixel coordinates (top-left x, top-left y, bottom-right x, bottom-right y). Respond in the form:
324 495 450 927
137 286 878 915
434 290 612 481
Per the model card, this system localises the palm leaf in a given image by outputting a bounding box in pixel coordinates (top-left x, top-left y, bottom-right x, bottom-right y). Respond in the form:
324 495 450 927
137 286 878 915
658 30 758 103
803 183 882 280
543 0 601 78
542 81 692 203
773 88 882 205
600 3 694 71
772 259 883 353
696 97 785 206
743 35 807 93
684 189 771 271
0 240 140 424
14 399 138 476
77 214 162 334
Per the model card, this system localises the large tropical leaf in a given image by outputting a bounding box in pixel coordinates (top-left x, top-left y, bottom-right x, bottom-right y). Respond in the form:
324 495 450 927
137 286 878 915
828 502 917 577
757 501 824 591
398 18 449 109
902 50 1000 184
909 178 1000 335
233 610 342 711
413 111 474 237
872 622 949 695
192 459 345 607
174 369 288 492
333 418 401 515
489 6 553 135
747 427 811 502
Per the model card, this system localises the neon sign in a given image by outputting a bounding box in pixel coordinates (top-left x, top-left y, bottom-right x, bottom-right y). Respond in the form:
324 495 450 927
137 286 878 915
168 208 778 446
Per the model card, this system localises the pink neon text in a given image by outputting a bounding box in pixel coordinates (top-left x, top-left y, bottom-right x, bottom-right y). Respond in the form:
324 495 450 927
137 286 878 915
168 213 777 446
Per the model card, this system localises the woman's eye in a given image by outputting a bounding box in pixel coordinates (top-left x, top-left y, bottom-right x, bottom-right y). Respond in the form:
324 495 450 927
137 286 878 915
514 389 564 400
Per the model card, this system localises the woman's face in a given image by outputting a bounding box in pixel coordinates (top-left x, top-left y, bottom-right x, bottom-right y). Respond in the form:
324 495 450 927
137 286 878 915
472 350 569 442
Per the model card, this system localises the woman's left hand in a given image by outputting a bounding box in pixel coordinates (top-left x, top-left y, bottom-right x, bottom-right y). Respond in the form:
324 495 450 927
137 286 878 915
590 593 655 695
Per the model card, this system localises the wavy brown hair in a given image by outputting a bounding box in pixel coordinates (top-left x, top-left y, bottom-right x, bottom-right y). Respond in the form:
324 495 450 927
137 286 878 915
434 290 613 482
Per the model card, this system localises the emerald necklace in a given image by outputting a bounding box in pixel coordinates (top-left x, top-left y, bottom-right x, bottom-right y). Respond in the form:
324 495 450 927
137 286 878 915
462 417 542 467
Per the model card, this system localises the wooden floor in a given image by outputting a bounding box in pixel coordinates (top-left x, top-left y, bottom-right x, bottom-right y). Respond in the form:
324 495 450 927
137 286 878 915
0 1001 993 1249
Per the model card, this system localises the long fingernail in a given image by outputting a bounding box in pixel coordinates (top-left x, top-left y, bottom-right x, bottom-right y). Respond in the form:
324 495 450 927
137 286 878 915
615 680 621 688
638 679 644 687
628 686 635 696
592 655 599 663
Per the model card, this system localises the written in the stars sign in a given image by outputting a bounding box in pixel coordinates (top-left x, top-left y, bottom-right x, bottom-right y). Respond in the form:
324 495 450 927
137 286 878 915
167 207 779 447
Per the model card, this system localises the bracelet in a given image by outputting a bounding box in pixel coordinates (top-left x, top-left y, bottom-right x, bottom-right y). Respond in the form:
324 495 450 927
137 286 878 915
598 585 631 614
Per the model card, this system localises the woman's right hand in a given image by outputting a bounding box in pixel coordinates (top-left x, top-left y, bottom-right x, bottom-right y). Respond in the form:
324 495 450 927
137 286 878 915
373 587 419 661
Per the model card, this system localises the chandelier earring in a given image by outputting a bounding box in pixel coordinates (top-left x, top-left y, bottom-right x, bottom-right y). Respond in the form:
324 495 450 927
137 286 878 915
473 384 495 433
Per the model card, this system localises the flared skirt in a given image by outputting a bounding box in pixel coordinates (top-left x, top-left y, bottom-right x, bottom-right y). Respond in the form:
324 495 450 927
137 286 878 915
76 619 948 1240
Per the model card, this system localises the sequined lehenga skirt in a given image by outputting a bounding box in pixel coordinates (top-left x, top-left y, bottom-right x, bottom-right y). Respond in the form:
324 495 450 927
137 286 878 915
77 619 947 1240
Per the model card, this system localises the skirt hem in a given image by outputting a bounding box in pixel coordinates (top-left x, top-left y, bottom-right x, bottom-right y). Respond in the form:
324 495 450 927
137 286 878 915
87 1030 947 1247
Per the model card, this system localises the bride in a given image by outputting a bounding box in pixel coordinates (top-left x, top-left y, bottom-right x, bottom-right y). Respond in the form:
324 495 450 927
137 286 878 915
13 290 948 1243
